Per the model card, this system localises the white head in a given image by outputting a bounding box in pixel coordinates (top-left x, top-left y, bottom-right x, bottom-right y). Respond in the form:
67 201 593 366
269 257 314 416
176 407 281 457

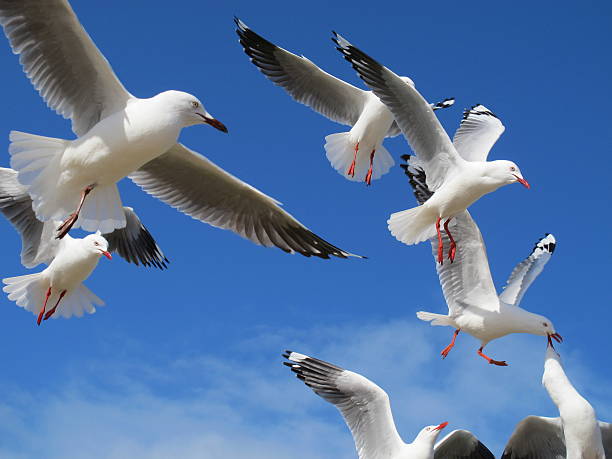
526 313 563 348
82 234 112 260
413 422 448 446
153 90 228 132
487 160 530 189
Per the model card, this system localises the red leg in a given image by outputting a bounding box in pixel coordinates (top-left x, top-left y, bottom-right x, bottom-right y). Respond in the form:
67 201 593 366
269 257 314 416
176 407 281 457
477 346 508 366
436 217 444 264
443 218 456 263
43 290 67 321
346 142 359 177
364 149 376 186
56 185 95 239
440 329 460 359
37 287 52 326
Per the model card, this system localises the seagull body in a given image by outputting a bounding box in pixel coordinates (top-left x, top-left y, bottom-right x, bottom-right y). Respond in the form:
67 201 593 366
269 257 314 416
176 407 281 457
401 158 560 365
502 346 612 459
333 33 529 259
2 233 110 324
235 19 454 185
0 1 358 259
283 351 493 459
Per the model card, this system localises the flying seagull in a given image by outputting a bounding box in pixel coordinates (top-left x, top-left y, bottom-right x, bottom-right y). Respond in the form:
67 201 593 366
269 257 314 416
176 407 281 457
333 33 529 262
0 1 360 259
402 157 560 366
502 344 611 458
283 350 494 458
235 18 454 185
0 167 168 269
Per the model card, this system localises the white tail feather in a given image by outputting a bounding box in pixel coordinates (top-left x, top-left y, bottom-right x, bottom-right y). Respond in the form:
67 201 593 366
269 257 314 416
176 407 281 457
416 311 452 326
77 185 125 233
2 273 104 319
388 206 437 245
324 132 394 182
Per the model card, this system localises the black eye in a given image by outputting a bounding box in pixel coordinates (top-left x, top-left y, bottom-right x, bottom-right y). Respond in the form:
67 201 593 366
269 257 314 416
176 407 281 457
191 101 199 109
543 322 548 327
94 241 99 246
510 166 516 172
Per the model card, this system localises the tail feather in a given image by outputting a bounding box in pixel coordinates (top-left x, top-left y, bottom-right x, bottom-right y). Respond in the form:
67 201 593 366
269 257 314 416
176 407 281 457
388 206 437 245
77 185 125 234
416 311 451 326
52 284 105 319
324 132 394 182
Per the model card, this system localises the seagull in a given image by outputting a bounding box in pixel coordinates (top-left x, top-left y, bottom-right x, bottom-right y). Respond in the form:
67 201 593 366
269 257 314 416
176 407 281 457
0 1 360 260
402 157 561 366
2 232 111 325
502 345 612 458
235 18 454 185
0 167 168 270
333 33 529 261
283 351 494 459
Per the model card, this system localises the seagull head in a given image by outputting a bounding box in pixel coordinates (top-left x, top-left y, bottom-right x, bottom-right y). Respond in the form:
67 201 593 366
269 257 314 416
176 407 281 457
488 160 530 189
413 422 448 445
156 90 228 133
531 314 563 348
83 234 112 260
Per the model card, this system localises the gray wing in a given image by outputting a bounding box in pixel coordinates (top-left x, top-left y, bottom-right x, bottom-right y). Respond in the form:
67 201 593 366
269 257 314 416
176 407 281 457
0 167 57 266
333 32 463 191
387 97 456 137
235 18 367 126
434 430 494 459
501 416 565 459
400 158 498 313
0 0 133 136
102 207 168 270
599 422 612 457
452 105 505 162
130 144 360 259
498 234 556 306
283 351 405 459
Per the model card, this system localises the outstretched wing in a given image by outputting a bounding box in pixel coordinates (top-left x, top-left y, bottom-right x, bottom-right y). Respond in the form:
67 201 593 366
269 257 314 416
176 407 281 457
130 144 361 259
400 158 498 313
599 422 612 457
333 32 463 191
102 207 168 269
501 416 565 459
435 430 494 459
499 234 556 306
235 18 367 126
0 0 133 136
452 105 505 162
283 351 404 459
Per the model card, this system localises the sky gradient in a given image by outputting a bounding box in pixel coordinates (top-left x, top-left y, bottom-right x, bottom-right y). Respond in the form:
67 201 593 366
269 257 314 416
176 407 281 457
0 1 610 457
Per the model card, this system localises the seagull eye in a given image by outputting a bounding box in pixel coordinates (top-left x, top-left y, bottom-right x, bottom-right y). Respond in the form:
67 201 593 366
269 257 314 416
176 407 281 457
543 322 548 327
510 166 516 172
191 101 199 109
94 241 99 246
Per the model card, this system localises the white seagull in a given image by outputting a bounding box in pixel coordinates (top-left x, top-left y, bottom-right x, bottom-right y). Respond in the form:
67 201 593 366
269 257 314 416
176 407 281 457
402 158 561 366
283 351 494 459
0 167 168 269
0 1 359 260
235 18 454 185
2 231 111 325
333 33 529 261
502 345 612 459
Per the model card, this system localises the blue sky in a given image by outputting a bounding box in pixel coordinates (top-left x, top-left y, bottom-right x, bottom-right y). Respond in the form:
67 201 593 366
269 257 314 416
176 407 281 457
0 1 610 457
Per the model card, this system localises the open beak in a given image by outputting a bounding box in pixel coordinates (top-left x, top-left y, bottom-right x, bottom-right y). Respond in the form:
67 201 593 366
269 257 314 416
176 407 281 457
101 250 112 260
513 174 530 189
198 114 228 133
547 333 563 348
434 422 448 431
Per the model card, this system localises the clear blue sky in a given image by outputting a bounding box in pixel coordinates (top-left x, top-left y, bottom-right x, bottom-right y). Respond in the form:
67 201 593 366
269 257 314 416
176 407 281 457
0 1 610 457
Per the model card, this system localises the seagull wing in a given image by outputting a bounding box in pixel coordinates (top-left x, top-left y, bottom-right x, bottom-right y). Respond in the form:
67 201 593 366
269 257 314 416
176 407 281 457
283 351 405 459
499 234 556 306
599 422 612 457
434 430 494 459
130 144 360 259
0 0 133 136
235 18 367 126
102 207 168 269
387 97 456 138
501 416 565 459
333 32 463 191
452 105 505 162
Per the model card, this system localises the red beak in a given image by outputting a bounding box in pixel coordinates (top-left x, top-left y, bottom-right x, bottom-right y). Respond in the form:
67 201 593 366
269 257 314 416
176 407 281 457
199 114 228 133
101 251 112 260
513 174 530 189
434 422 448 431
547 333 563 348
